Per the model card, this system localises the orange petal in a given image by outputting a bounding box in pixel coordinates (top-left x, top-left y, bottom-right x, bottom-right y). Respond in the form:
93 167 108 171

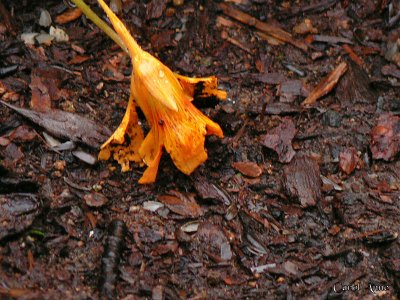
136 56 180 111
175 74 227 101
98 95 144 171
161 114 208 175
138 128 163 183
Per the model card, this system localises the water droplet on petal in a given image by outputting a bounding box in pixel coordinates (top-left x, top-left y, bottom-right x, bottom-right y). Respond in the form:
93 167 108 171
159 70 165 78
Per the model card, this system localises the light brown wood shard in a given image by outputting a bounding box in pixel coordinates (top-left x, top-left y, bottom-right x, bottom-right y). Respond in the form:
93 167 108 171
219 3 308 51
302 62 348 105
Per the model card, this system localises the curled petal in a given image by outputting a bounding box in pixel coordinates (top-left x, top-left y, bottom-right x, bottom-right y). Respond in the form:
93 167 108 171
175 74 227 101
98 96 144 171
138 128 163 184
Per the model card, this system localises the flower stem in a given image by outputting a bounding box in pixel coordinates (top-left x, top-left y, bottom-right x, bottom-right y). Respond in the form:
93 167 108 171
70 0 128 54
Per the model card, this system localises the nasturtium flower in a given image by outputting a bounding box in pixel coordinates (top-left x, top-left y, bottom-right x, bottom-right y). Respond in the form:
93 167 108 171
95 0 226 184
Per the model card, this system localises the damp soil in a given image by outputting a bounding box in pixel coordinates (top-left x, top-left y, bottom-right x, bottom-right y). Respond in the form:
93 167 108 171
1 0 400 299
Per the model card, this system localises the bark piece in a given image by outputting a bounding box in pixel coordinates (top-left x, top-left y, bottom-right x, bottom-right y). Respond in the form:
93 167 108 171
0 194 41 240
302 62 348 105
158 191 202 218
370 114 400 161
195 222 232 261
339 148 359 175
219 3 308 51
232 161 262 178
283 155 321 207
261 118 297 163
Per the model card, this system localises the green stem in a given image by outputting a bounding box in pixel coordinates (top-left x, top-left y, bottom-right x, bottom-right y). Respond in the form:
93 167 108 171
71 0 128 54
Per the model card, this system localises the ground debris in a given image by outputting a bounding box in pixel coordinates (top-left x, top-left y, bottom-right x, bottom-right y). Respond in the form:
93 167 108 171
158 190 203 218
302 62 348 105
0 193 41 240
232 161 262 178
194 222 232 262
283 155 321 207
339 147 359 175
370 114 400 161
0 100 111 148
261 118 296 163
219 3 308 51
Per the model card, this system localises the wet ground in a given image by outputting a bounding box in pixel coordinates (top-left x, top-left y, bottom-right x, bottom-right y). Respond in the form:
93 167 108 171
1 0 400 299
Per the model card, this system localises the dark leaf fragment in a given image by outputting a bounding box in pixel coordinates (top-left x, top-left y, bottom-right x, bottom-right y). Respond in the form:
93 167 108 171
261 118 296 163
193 176 231 205
158 191 202 218
195 222 232 261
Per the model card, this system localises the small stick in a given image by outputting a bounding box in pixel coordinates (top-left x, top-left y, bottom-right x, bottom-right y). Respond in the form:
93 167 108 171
302 62 348 105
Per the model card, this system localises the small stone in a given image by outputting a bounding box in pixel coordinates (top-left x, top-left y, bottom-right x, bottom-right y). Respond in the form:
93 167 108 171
322 110 342 127
49 26 69 42
39 9 52 27
35 33 54 45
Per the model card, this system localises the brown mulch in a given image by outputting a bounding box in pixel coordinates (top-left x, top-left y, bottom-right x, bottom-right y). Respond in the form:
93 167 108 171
1 0 400 299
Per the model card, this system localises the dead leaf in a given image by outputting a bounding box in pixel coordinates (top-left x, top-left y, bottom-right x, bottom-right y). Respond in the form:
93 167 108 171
84 192 108 207
1 100 111 149
232 161 262 178
261 118 297 163
339 147 359 175
158 191 202 218
370 114 400 161
302 62 348 105
193 176 231 205
29 67 67 112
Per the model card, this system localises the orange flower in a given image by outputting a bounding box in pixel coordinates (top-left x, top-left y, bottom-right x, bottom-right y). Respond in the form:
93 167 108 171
96 0 226 184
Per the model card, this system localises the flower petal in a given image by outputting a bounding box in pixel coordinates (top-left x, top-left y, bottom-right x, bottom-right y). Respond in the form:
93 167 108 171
98 95 144 171
175 74 227 101
136 55 182 112
138 128 163 183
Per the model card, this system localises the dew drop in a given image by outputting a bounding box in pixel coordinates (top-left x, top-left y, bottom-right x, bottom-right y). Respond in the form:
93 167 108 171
159 70 165 78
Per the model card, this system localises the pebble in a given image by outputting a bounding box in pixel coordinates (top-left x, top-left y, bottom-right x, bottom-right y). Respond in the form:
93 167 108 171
322 110 342 127
39 9 52 27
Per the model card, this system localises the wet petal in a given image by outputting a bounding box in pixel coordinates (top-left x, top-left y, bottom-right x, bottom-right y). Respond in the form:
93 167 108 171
138 128 163 183
98 96 144 171
175 74 227 101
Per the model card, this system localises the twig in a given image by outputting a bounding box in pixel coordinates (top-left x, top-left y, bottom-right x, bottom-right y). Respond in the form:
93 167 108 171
302 62 348 105
219 3 308 51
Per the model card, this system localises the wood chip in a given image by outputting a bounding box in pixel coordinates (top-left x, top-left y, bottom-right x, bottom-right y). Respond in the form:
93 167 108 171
55 8 83 24
284 155 321 207
219 3 308 51
232 161 262 178
302 62 348 105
